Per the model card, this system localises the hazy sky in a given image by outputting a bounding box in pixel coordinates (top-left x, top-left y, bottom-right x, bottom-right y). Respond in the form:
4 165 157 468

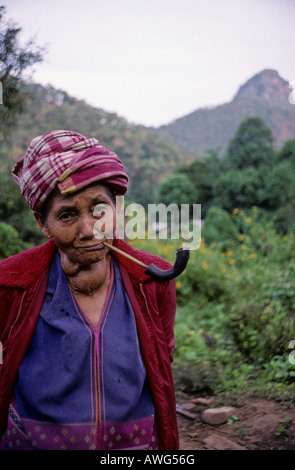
5 0 295 126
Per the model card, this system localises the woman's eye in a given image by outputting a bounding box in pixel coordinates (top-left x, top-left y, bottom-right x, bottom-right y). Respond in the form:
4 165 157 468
59 212 75 221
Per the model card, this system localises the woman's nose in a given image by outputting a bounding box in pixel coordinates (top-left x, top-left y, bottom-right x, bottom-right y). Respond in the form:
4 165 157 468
77 214 96 240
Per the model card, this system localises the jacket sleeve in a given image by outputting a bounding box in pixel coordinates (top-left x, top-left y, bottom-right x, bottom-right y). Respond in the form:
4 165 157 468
157 279 177 362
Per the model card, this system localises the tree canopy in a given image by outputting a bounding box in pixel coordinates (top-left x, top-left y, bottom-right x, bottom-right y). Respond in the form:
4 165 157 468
158 116 295 232
0 6 44 136
226 116 274 169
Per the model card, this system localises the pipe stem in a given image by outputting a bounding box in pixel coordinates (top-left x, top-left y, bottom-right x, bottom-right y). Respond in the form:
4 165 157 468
103 241 147 268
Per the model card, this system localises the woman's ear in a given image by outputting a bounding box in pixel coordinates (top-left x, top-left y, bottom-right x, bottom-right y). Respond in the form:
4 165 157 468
33 212 52 239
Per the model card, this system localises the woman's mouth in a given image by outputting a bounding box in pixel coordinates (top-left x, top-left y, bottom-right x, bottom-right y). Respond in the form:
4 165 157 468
80 242 106 251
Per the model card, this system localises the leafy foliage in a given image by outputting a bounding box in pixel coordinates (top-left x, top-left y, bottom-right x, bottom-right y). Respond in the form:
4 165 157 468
0 6 44 136
0 221 30 259
157 173 198 207
132 206 295 399
202 206 239 249
226 116 274 169
0 162 45 244
177 152 220 216
158 117 295 234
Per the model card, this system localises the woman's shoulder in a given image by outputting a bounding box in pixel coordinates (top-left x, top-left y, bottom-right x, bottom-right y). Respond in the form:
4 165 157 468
0 239 56 288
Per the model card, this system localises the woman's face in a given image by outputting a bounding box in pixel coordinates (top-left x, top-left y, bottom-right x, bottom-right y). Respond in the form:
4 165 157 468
36 184 117 267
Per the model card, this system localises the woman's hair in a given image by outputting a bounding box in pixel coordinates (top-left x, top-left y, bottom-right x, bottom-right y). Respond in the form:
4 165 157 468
41 183 117 226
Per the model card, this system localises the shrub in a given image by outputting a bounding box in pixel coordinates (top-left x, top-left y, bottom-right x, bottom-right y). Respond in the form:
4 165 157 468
0 221 30 259
226 301 295 363
203 206 239 249
268 262 295 311
124 219 295 399
263 355 295 384
175 240 230 305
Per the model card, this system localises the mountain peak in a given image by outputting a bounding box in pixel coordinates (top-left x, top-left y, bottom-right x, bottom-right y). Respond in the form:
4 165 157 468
233 69 290 103
156 69 295 157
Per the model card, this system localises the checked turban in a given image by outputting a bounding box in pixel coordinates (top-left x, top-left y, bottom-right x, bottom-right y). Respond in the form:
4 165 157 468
12 130 129 212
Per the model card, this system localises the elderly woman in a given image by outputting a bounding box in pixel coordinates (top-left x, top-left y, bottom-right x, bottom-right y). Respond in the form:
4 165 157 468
0 130 178 450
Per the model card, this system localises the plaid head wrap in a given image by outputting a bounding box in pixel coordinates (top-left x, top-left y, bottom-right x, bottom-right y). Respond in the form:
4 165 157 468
12 130 129 212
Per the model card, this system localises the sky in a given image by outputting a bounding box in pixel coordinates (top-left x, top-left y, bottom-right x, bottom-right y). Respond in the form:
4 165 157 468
4 0 295 127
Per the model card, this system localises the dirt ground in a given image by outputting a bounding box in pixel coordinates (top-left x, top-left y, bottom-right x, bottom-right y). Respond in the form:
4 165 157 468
177 393 295 450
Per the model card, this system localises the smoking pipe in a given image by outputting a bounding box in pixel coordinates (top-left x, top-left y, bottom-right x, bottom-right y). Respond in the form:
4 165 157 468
103 241 190 281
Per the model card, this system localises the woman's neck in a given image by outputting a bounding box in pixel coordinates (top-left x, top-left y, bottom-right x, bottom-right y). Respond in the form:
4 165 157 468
59 250 112 296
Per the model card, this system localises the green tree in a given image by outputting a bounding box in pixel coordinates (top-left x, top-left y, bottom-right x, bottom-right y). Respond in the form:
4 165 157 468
212 166 268 212
157 173 199 208
226 116 274 169
202 206 239 248
0 221 29 259
0 5 44 137
276 139 295 164
0 163 45 244
177 151 222 216
265 161 295 210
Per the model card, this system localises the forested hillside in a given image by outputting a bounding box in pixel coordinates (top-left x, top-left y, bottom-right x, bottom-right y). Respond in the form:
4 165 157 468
155 69 295 158
0 82 186 207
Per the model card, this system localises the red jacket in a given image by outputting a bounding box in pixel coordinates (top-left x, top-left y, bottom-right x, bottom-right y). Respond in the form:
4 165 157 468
0 238 178 450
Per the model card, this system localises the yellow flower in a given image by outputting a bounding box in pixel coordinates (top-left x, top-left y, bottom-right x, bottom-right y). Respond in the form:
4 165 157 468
228 259 236 265
239 235 244 241
175 281 182 289
249 253 256 259
226 249 233 256
245 217 252 223
187 330 196 336
199 239 207 253
232 208 239 215
241 244 247 250
202 263 209 271
283 235 288 241
241 257 246 262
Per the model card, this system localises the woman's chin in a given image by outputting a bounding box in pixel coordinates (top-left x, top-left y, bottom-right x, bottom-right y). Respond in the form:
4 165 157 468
76 249 108 267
